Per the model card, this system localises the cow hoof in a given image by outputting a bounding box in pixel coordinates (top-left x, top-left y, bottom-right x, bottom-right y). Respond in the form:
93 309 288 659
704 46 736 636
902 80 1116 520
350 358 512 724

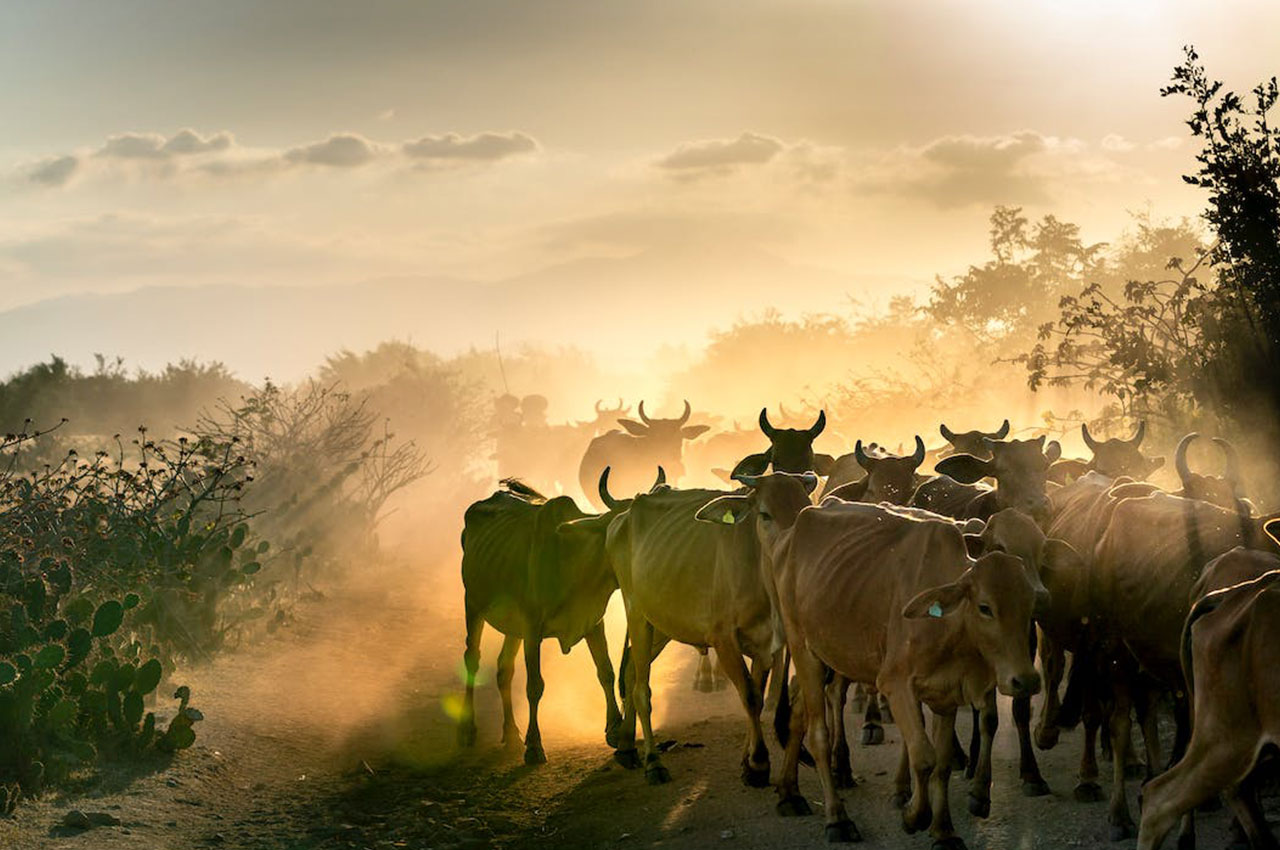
645 764 671 785
1035 726 1061 750
967 793 991 818
524 745 547 766
833 766 856 789
1022 778 1051 797
456 724 476 748
1074 781 1104 803
776 794 812 817
861 724 884 746
1124 762 1147 780
614 748 641 770
825 819 861 843
891 791 911 810
932 838 967 850
1109 822 1135 842
741 763 771 788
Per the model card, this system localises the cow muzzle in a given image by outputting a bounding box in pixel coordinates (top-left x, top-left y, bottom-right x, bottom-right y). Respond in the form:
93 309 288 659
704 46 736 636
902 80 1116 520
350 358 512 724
1004 669 1042 699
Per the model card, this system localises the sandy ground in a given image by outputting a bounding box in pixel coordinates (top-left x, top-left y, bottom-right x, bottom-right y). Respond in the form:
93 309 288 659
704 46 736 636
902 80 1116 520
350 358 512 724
0 560 1264 850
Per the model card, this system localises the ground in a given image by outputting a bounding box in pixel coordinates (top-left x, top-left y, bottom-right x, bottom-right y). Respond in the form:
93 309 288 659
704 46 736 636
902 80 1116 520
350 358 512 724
0 561 1262 849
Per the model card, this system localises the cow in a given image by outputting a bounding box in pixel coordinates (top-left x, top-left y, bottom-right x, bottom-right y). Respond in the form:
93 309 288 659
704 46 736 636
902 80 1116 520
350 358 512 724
938 419 1011 458
1048 421 1165 485
911 435 1062 521
1086 491 1280 839
759 498 1042 847
457 473 659 764
609 471 818 787
1137 550 1280 850
823 436 927 501
578 400 709 509
730 408 836 478
1174 432 1247 507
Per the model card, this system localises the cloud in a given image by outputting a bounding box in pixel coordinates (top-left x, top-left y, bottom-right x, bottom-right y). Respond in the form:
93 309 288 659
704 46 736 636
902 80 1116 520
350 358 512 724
162 129 234 155
25 155 79 187
656 132 785 175
403 131 538 162
1101 133 1135 152
97 129 234 160
283 133 382 167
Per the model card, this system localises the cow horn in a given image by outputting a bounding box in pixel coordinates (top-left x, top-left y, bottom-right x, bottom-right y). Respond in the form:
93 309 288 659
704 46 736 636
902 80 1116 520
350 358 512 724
1081 422 1100 453
940 423 958 443
652 466 667 490
854 439 871 469
759 408 778 438
992 419 1011 440
1128 420 1146 448
1214 437 1242 494
808 410 826 438
678 399 692 426
598 467 621 511
910 435 926 466
1175 433 1197 486
595 399 604 415
638 400 652 426
800 472 819 494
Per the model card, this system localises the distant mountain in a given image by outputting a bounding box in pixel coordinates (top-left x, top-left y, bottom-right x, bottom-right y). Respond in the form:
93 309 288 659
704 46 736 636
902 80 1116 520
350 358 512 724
0 247 920 380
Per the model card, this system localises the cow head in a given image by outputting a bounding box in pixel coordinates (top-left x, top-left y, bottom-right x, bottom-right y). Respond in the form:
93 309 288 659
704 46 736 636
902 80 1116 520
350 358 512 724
903 550 1042 699
850 436 926 505
596 465 667 511
694 470 819 555
613 400 709 481
1081 421 1164 479
731 408 835 478
967 509 1088 620
1175 433 1245 509
939 419 1010 459
935 436 1062 520
579 398 632 433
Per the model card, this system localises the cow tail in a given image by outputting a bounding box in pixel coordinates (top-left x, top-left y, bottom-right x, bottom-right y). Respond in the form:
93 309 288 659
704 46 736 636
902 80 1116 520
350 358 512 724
1182 592 1223 700
773 648 792 747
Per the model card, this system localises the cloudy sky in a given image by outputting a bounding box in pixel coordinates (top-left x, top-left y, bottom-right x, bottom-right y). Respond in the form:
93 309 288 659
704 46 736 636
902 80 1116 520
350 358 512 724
1 0 1278 372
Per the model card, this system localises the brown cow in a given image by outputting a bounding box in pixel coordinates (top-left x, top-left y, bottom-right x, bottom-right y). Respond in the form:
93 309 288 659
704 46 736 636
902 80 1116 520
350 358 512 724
938 419 1011 458
577 400 709 508
822 436 927 501
763 500 1041 846
730 408 836 479
1048 421 1165 485
912 436 1062 521
1137 550 1280 850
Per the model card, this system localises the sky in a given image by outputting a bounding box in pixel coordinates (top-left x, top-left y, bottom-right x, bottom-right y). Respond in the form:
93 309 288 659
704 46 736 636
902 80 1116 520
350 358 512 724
1 0 1278 376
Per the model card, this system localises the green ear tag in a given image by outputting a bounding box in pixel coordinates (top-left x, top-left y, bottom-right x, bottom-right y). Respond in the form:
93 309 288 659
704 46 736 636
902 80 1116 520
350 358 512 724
722 510 736 524
928 602 944 618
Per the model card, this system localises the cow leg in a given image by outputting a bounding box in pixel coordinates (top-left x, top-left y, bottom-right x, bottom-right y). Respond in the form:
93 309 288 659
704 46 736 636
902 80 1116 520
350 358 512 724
967 690 998 819
712 637 771 788
793 648 859 841
1036 632 1066 750
775 663 813 818
1136 686 1164 784
829 676 856 788
1075 708 1105 802
584 622 622 749
862 683 886 746
522 632 547 765
929 709 964 849
886 689 935 835
1015 694 1049 795
1136 732 1254 850
497 633 522 748
629 620 669 784
965 707 979 779
851 682 869 715
892 742 912 810
1107 687 1137 840
614 636 641 768
1223 775 1278 850
764 646 785 711
694 648 714 692
458 605 484 747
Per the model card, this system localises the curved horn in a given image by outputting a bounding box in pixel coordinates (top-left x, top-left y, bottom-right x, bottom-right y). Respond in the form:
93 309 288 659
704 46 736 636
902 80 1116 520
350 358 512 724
992 419 1011 439
638 400 652 426
910 435 926 466
615 397 625 413
652 466 667 490
678 399 691 426
1128 420 1146 448
1213 437 1242 493
594 399 604 415
940 423 958 443
808 410 827 438
854 439 871 469
1081 422 1100 453
598 467 621 511
759 407 778 438
1175 432 1197 486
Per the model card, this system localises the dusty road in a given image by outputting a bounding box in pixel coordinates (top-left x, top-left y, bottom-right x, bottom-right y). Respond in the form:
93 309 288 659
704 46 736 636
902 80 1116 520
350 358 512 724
0 561 1261 849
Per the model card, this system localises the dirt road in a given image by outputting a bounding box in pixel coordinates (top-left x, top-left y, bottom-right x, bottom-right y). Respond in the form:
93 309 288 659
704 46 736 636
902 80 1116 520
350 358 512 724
0 561 1258 849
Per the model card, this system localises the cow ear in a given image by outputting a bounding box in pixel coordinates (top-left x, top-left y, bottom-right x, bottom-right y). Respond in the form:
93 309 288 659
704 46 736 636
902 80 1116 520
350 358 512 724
695 495 752 525
902 574 972 619
681 424 711 440
964 533 985 558
557 514 611 540
731 451 771 479
936 454 992 484
617 419 648 436
1045 440 1063 463
711 467 733 483
813 453 837 476
1146 455 1166 476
